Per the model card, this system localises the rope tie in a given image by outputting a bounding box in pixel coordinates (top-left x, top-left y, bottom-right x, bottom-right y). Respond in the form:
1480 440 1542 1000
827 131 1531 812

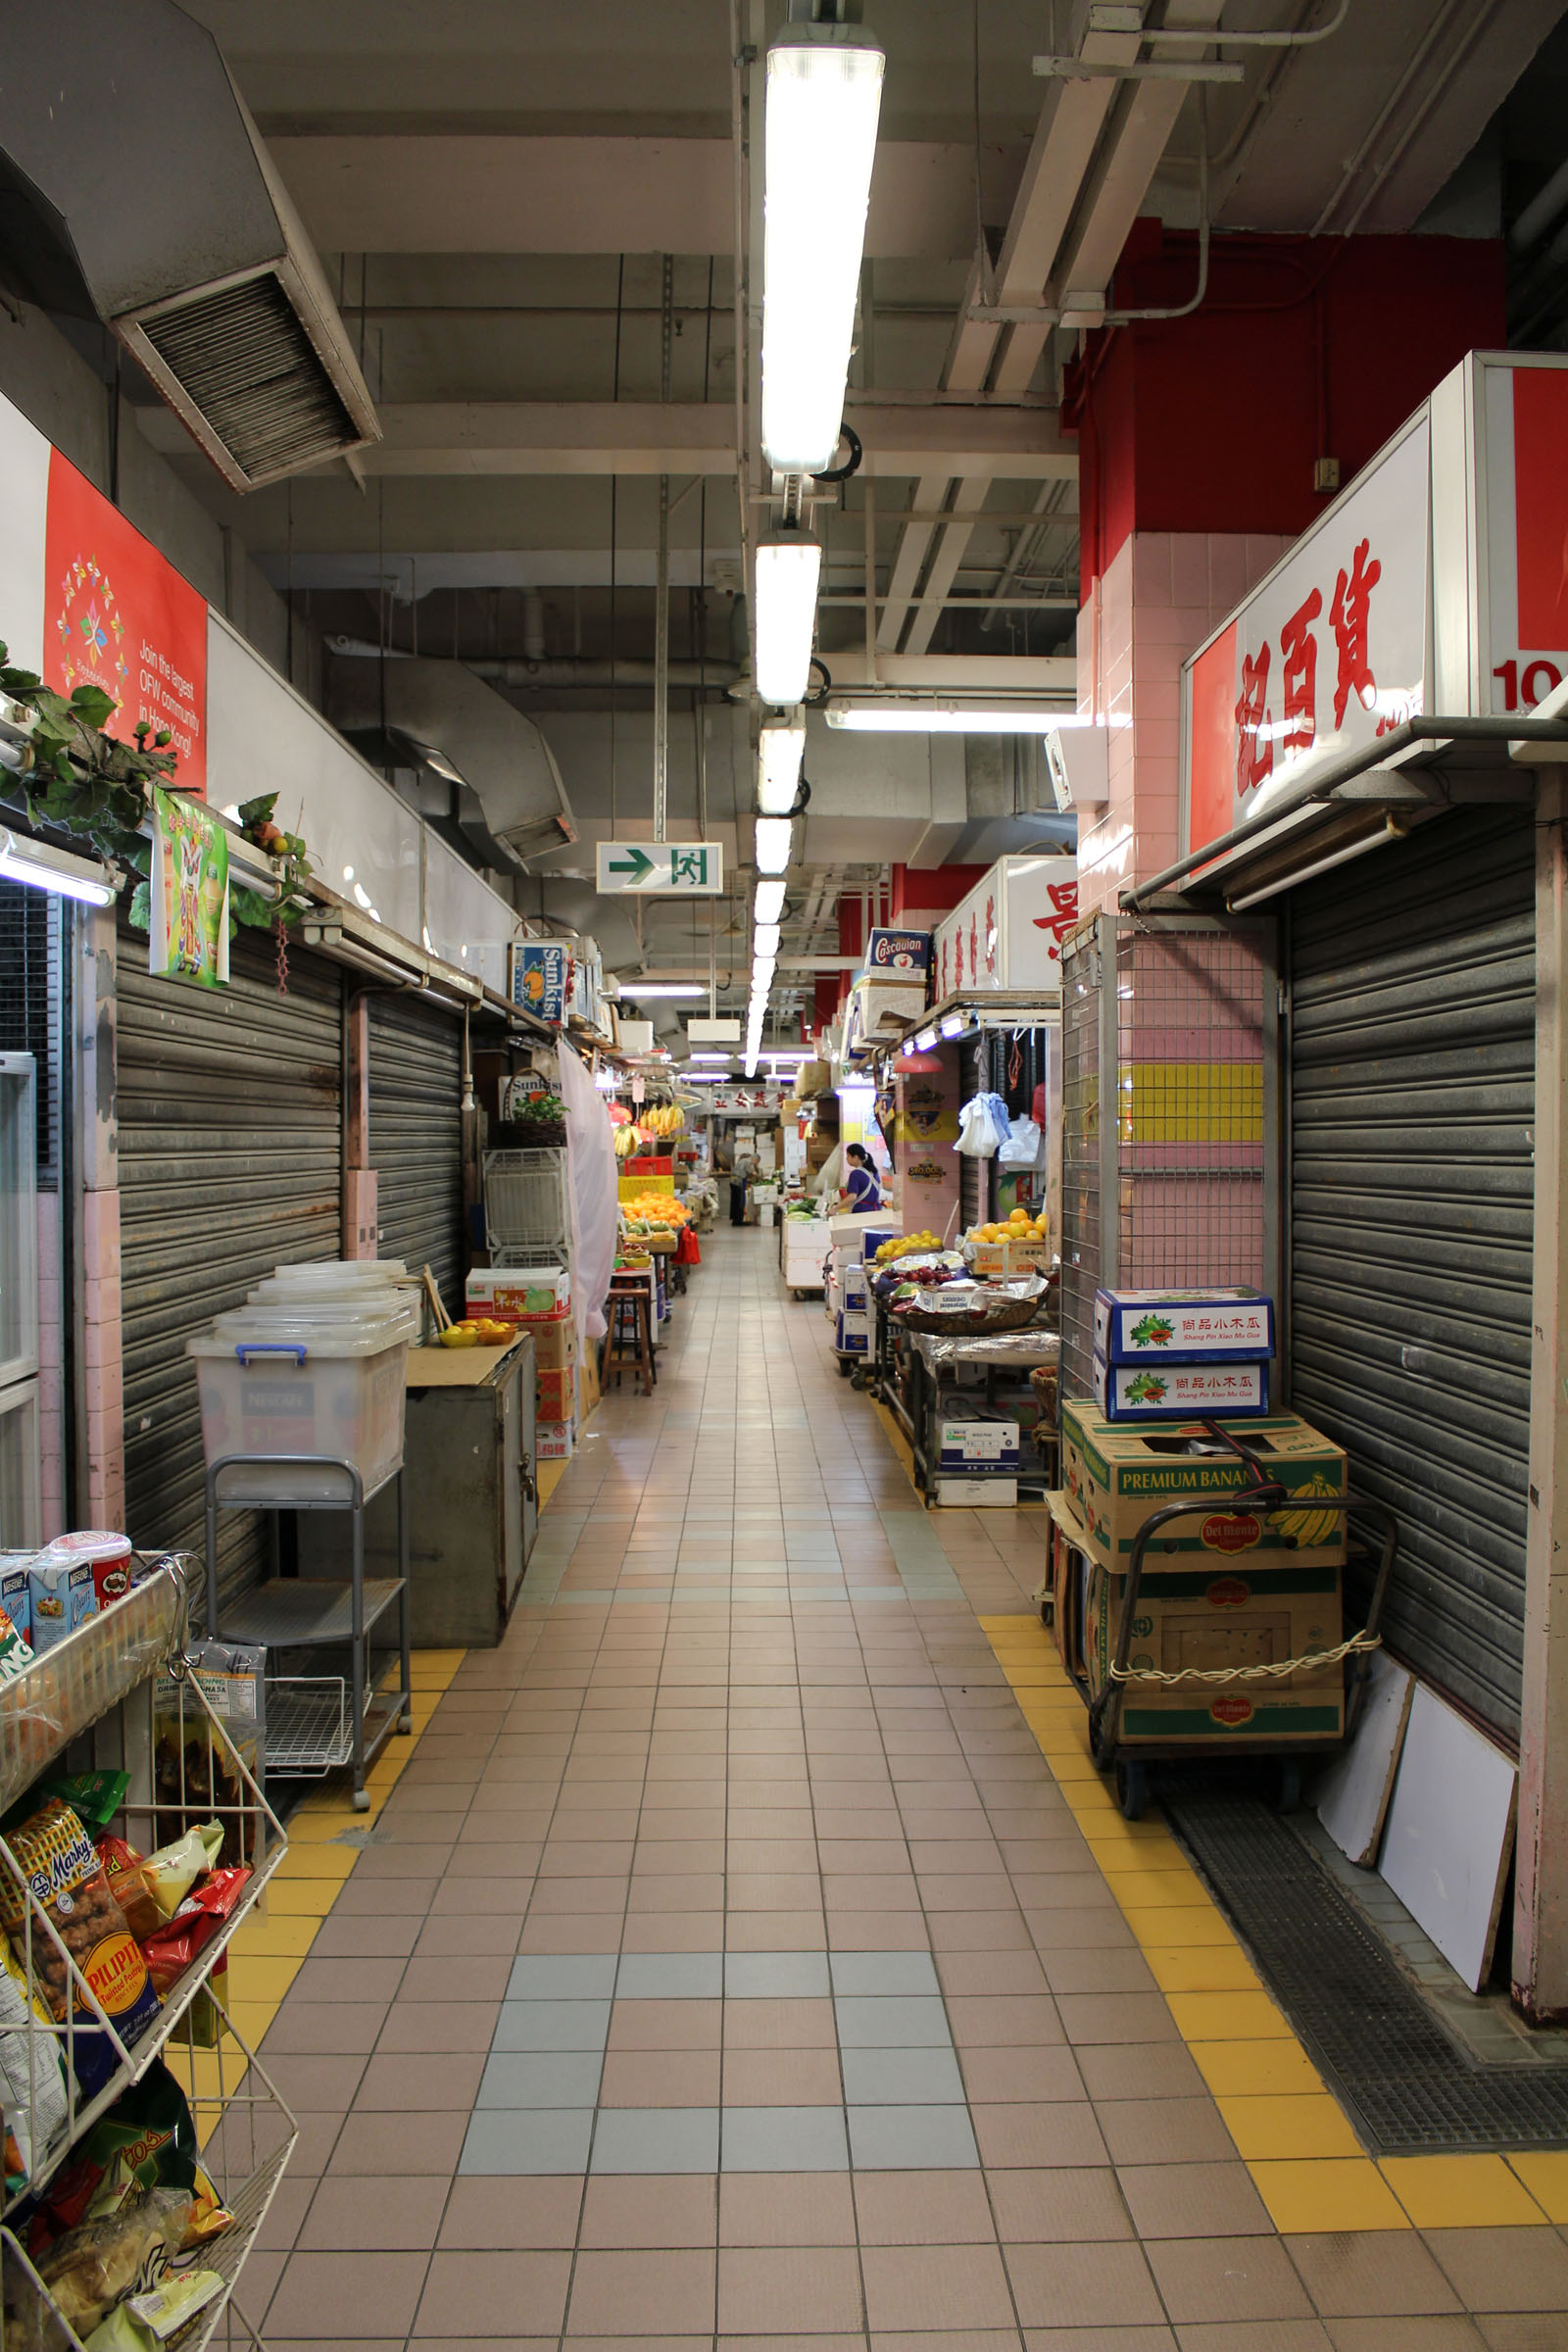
1107 1630 1382 1688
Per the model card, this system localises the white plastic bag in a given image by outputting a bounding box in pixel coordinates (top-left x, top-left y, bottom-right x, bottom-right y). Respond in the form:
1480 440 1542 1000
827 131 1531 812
999 1115 1044 1167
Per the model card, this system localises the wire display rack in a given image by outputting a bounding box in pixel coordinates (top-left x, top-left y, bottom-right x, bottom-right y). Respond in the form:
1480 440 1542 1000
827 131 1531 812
0 1570 295 2352
482 1148 570 1268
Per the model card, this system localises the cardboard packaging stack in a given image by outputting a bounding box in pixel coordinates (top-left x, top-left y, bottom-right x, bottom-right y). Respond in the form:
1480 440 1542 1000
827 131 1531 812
1058 1286 1348 1748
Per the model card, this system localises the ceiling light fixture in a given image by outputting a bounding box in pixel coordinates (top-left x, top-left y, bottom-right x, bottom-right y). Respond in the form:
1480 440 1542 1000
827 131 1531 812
615 981 709 999
754 817 794 876
753 877 787 925
761 21 885 474
912 1026 939 1052
825 698 1091 733
0 828 118 906
939 1011 966 1039
757 712 807 813
753 921 781 957
753 535 821 709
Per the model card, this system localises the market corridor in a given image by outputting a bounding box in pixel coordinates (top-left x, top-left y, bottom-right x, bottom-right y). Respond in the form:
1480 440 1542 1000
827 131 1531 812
241 1226 1568 2347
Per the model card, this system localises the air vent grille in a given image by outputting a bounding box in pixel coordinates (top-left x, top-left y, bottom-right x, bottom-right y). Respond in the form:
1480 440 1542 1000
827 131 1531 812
138 271 359 487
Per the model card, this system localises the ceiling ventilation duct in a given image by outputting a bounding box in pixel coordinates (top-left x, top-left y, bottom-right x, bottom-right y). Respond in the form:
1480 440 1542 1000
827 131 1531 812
328 655 577 868
0 0 378 490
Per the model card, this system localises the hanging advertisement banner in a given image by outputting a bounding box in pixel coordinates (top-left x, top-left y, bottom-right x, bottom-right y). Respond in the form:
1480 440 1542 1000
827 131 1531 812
932 855 1079 999
510 941 568 1024
43 451 209 797
149 786 229 989
1182 415 1431 858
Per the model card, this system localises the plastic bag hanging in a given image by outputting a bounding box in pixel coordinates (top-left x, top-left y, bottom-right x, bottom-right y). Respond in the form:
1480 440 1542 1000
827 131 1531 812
998 1115 1044 1166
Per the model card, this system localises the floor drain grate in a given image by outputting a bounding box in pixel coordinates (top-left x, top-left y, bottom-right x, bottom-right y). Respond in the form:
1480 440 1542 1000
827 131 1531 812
1163 1788 1568 2153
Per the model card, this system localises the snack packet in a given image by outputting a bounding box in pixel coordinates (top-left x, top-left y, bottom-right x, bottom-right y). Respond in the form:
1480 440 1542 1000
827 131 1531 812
95 1839 158 1943
0 1800 162 2097
36 2188 188 2336
46 1775 130 1837
0 1941 69 2188
97 1826 220 1947
39 2063 197 2231
141 1869 250 1998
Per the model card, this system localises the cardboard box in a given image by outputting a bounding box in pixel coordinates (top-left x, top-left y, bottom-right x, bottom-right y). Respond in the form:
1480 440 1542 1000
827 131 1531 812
841 1264 868 1309
938 1418 1021 1471
938 1476 1017 1507
861 928 932 978
1084 1554 1345 1747
836 1309 871 1357
1060 1402 1348 1574
537 1367 578 1422
1095 1286 1275 1365
966 1238 1053 1278
468 1269 570 1317
535 1419 575 1461
526 1309 576 1373
1093 1356 1268 1421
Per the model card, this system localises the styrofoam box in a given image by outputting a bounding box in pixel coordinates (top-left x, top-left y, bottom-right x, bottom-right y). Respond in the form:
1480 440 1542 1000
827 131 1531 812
836 1310 871 1356
1094 1286 1275 1365
938 1419 1020 1469
841 1266 868 1307
1092 1355 1268 1421
938 1477 1017 1507
535 1419 575 1460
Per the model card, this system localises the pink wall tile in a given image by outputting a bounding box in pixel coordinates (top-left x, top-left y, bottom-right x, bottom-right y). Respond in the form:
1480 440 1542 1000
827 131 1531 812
82 1190 120 1282
1169 535 1211 612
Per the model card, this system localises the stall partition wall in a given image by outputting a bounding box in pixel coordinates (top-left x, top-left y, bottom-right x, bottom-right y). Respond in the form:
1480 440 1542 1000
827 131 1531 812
116 923 344 1614
0 882 62 1543
1287 808 1536 1744
367 995 465 1323
1059 914 1276 1404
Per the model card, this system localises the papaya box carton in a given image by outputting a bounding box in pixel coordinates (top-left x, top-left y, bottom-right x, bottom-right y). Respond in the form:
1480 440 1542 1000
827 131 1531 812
1060 1401 1348 1574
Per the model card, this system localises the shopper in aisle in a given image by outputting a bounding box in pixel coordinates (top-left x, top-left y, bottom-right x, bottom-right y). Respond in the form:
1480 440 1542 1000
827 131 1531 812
729 1142 757 1227
840 1140 883 1213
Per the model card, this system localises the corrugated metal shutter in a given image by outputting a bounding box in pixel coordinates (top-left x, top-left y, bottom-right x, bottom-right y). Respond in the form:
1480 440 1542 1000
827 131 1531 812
117 923 343 1611
1288 808 1536 1741
368 994 464 1319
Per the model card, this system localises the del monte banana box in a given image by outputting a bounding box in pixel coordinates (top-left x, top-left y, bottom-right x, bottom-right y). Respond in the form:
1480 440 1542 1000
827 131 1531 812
1084 1554 1345 1747
1061 1401 1347 1573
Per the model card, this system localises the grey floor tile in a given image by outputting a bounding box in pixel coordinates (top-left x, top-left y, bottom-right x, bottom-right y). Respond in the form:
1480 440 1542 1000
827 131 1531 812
492 1999 612 2052
476 2051 604 2108
615 1952 726 2000
590 2106 721 2173
833 1994 953 2048
720 2104 851 2172
840 2046 966 2105
459 2108 594 2176
846 2103 981 2169
830 1950 941 1996
508 1955 618 2001
725 1951 833 1999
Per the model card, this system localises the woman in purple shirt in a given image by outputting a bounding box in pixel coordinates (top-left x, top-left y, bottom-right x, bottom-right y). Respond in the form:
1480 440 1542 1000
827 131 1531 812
842 1143 882 1213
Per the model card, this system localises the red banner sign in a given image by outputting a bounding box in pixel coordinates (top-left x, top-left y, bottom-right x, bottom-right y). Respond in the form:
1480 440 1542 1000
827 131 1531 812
43 450 208 797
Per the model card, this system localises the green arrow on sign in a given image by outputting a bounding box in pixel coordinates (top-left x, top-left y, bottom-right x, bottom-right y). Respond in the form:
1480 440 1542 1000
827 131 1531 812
608 848 657 881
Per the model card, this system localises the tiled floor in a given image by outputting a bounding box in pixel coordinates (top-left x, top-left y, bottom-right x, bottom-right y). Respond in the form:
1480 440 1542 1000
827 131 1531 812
239 1227 1568 2349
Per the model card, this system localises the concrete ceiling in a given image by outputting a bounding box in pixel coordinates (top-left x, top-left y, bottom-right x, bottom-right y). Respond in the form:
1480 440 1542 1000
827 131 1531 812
144 0 1568 1031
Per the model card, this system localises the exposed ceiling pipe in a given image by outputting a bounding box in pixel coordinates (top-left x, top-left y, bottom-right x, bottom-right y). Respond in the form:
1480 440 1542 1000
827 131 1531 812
469 657 744 689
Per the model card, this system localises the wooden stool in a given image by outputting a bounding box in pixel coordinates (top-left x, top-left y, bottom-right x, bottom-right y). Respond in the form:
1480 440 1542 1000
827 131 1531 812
605 1282 656 1396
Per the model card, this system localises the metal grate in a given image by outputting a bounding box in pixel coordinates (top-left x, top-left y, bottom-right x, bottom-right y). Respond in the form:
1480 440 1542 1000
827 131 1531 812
1167 1788 1568 2153
0 882 60 1189
1060 922 1102 1399
139 271 360 485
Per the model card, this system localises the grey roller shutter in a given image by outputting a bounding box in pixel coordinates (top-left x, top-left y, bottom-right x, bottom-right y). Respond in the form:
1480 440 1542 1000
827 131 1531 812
1288 808 1535 1741
118 923 343 1612
368 994 464 1320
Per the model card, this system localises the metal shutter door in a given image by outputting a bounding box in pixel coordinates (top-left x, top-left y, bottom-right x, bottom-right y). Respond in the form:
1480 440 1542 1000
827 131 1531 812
1288 809 1535 1740
368 995 464 1319
118 925 343 1610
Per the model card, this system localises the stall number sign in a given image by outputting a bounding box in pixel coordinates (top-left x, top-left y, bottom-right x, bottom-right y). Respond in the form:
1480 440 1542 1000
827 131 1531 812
1484 361 1568 716
1183 417 1429 858
596 842 724 894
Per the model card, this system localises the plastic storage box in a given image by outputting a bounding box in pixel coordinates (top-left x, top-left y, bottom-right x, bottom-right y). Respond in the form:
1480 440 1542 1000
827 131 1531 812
188 1315 411 1502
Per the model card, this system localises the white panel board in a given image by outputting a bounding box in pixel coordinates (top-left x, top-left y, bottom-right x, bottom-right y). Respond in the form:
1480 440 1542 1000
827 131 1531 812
1314 1651 1413 1867
0 390 50 671
1380 1684 1517 1992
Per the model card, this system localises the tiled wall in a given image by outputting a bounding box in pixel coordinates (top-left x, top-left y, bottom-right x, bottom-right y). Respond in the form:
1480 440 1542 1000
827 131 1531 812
35 1194 64 1541
1077 532 1291 914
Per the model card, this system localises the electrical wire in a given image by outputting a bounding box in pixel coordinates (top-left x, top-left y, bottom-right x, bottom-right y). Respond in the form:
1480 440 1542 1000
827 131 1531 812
609 255 625 835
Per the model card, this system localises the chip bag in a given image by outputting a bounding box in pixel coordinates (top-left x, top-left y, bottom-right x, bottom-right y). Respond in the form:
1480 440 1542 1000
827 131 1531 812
140 1870 250 1999
0 1800 162 2097
37 2063 197 2233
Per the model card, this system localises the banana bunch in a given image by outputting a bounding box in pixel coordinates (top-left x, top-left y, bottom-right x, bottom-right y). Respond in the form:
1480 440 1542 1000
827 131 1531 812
612 1124 644 1160
642 1102 686 1139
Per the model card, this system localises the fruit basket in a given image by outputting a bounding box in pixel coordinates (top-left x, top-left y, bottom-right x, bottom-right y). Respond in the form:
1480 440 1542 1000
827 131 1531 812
891 1276 1048 1338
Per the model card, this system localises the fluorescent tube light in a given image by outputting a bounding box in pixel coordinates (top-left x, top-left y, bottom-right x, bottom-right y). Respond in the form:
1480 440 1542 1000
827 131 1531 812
616 981 708 998
754 536 821 708
761 24 885 474
753 922 781 957
754 877 787 924
939 1011 966 1038
690 1052 734 1061
754 817 794 875
913 1027 939 1051
825 699 1090 733
757 714 807 814
0 828 118 906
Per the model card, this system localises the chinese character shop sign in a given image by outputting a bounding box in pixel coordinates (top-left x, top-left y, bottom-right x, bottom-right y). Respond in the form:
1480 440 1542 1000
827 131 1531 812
1183 414 1429 858
43 450 209 796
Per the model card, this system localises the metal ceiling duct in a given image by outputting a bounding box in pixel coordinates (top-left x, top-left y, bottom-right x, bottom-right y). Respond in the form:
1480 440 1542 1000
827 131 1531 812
0 0 378 491
327 654 577 867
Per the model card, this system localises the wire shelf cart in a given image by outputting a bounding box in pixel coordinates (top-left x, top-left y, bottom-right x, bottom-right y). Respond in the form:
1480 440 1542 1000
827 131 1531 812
482 1149 570 1269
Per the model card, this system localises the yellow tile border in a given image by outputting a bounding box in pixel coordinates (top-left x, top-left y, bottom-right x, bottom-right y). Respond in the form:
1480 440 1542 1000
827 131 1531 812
979 1610 1554 2230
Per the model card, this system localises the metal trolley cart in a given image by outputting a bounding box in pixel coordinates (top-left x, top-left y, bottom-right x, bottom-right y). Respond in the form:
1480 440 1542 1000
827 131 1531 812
1054 1422 1397 1822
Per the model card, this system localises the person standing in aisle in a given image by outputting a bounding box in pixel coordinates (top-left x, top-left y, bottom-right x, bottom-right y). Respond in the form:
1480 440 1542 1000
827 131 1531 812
841 1142 882 1213
730 1143 758 1227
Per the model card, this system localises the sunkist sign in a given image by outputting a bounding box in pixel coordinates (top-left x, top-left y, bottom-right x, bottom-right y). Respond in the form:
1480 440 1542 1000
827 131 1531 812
1181 353 1568 858
42 451 208 797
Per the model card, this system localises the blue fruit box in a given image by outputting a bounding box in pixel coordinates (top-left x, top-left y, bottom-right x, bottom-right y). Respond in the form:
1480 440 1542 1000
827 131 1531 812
1093 1354 1269 1422
1094 1286 1274 1366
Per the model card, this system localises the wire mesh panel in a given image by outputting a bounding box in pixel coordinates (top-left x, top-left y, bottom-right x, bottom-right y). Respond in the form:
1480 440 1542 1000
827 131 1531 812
1059 915 1274 1407
482 1148 571 1265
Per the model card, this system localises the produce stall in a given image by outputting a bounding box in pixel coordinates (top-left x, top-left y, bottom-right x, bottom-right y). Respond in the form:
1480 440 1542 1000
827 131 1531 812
779 1202 831 1298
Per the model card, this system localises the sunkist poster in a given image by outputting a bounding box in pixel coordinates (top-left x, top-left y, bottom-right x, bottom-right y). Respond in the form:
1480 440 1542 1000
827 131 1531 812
42 448 208 797
150 786 228 989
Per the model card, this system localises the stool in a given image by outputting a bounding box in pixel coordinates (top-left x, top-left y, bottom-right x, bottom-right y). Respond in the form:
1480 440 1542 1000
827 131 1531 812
605 1282 656 1396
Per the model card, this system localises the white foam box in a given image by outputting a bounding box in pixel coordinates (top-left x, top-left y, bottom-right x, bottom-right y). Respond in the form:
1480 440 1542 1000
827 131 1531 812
836 1309 871 1356
535 1419 575 1461
937 1477 1017 1507
938 1419 1020 1471
1095 1286 1275 1365
1093 1354 1268 1422
841 1264 868 1309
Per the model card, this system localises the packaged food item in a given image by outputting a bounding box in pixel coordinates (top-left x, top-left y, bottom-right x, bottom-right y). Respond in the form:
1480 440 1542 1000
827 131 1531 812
95 1839 159 1943
41 1535 134 1612
116 2266 225 2345
141 1869 250 1998
36 2187 188 2336
46 1774 129 1837
39 2063 198 2230
27 1559 97 1654
153 1646 266 1868
0 1598 33 1686
99 1824 222 1950
0 1554 34 1646
0 1950 68 2189
0 1800 162 2096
